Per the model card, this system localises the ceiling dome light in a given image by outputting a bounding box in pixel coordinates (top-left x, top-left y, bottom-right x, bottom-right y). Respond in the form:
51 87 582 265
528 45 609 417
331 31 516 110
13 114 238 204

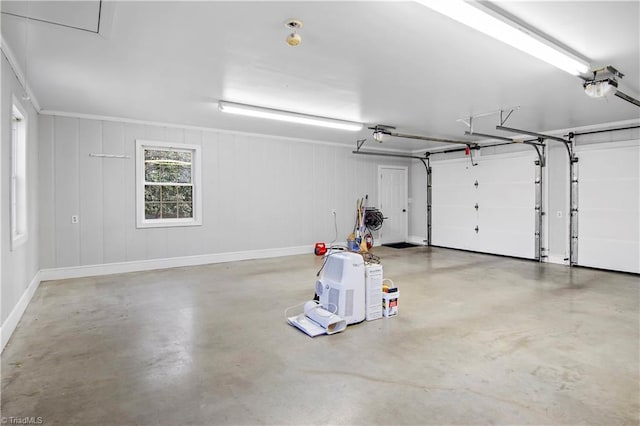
285 19 303 47
286 32 302 47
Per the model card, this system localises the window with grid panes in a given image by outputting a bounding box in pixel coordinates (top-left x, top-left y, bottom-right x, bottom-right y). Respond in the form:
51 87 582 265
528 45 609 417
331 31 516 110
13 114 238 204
136 140 201 228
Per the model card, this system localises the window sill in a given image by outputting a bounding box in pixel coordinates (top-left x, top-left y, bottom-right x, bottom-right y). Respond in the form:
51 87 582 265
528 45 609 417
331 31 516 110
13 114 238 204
136 219 202 229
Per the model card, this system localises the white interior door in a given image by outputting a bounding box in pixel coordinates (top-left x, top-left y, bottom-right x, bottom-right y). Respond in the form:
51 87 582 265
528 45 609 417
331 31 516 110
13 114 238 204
576 142 639 274
432 152 537 258
378 166 408 244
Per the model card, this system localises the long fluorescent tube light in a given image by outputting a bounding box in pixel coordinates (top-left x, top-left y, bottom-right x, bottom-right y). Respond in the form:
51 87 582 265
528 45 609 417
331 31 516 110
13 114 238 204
415 1 590 75
218 101 363 132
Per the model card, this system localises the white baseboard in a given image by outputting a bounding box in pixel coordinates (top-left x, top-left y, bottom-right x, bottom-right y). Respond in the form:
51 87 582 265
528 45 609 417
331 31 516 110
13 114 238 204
1 271 41 352
39 245 313 281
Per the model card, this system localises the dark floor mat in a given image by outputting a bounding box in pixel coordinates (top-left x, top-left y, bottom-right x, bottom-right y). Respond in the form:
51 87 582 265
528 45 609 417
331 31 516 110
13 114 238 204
382 242 421 249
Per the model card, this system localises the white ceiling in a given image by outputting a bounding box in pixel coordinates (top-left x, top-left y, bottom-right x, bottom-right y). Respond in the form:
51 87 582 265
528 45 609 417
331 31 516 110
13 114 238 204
2 1 639 151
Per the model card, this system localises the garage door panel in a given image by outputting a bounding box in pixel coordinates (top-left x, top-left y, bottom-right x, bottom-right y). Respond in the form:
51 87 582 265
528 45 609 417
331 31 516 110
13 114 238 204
478 157 534 182
433 225 474 250
579 146 639 179
432 153 537 259
432 186 474 205
481 183 534 207
432 206 475 224
579 238 639 274
482 207 535 231
477 231 534 258
577 142 640 274
579 179 638 209
579 209 639 241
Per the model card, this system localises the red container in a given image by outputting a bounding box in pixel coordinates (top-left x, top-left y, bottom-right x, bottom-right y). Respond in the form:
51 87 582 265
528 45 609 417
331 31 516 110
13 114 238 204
314 242 327 256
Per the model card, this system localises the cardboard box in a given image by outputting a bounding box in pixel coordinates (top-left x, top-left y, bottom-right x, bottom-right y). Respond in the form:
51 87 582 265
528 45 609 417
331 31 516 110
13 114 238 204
382 290 399 317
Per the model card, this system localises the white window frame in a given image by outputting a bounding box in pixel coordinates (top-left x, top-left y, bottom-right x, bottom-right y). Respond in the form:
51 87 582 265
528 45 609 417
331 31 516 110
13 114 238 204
11 96 28 250
136 140 202 228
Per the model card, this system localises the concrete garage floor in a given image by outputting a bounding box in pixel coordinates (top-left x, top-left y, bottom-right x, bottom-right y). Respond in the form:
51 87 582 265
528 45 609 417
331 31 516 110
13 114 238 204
1 247 639 425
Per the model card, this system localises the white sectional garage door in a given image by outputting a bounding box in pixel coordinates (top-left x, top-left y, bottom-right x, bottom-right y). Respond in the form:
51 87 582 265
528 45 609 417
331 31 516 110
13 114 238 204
575 142 639 274
432 152 537 259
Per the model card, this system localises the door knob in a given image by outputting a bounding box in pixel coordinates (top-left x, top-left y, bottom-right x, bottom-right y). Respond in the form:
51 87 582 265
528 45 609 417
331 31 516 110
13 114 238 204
402 209 406 212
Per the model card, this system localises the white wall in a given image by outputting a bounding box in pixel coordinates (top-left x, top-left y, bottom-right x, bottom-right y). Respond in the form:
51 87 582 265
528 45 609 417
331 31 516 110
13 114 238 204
1 54 40 333
38 115 410 270
408 160 427 243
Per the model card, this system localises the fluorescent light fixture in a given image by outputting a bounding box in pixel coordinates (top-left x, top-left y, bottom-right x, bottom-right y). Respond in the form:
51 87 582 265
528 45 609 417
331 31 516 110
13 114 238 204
416 0 590 75
218 101 363 132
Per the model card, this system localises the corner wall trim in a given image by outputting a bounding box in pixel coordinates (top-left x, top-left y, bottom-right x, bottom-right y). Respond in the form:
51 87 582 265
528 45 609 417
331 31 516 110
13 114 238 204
1 271 41 352
39 245 314 281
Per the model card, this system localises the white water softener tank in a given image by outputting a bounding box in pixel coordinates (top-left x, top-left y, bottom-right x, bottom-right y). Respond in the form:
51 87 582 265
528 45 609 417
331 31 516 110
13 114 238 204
316 251 365 325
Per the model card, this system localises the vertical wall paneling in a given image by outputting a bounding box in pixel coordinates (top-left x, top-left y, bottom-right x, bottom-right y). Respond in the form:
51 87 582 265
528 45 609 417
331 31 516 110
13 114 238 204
53 117 81 267
201 131 219 254
231 134 252 252
41 116 412 269
215 133 236 252
123 123 147 261
246 136 271 250
78 120 104 265
289 142 314 245
546 144 570 262
333 147 350 243
38 116 56 268
102 121 127 263
269 139 290 248
408 160 428 241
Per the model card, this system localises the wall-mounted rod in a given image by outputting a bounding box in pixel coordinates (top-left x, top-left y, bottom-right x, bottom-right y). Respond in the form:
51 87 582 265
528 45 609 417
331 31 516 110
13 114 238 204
89 153 131 159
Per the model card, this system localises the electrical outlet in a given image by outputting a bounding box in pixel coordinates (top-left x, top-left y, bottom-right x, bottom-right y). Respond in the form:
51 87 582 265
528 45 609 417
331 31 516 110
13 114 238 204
556 211 562 218
71 215 79 224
